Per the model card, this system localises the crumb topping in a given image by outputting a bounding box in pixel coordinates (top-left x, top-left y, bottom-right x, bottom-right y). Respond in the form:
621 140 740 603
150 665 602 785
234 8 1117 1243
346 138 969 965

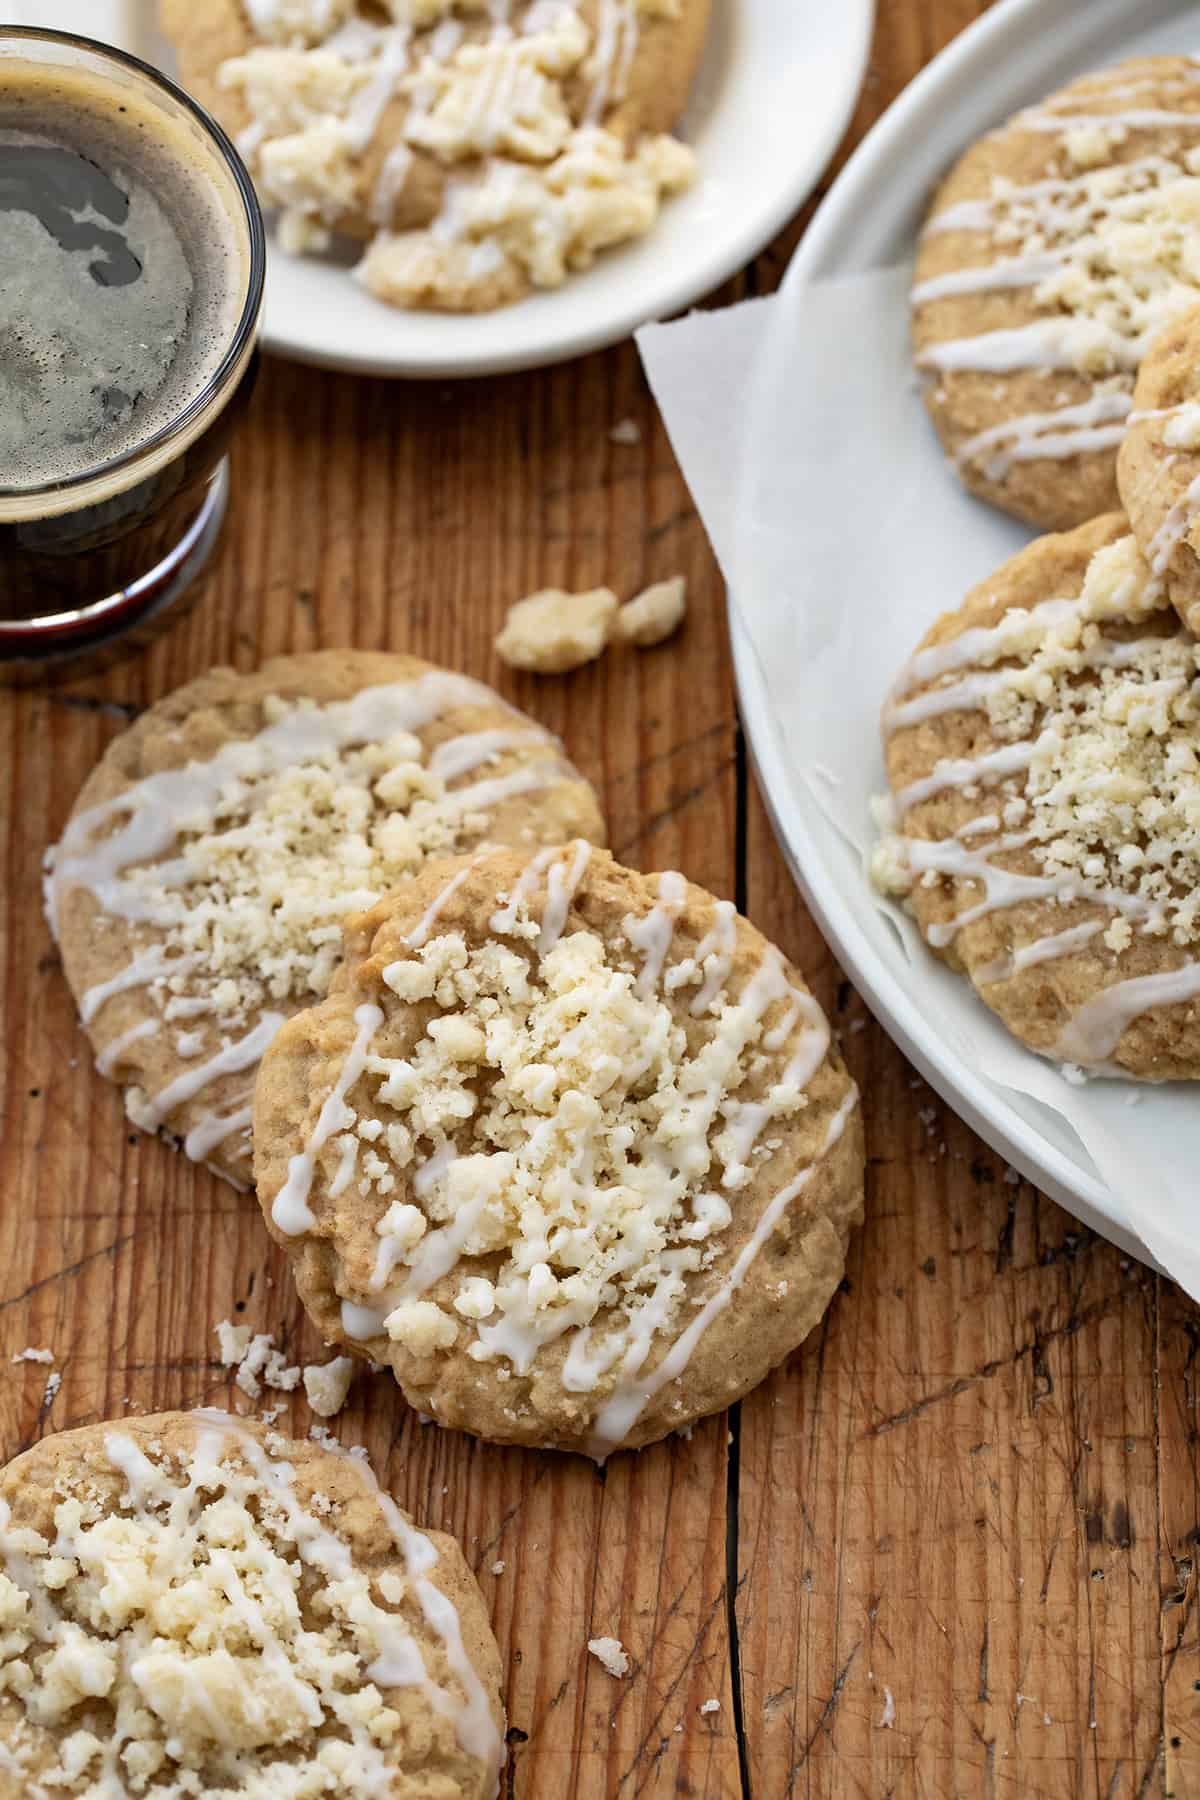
875 535 1200 953
51 678 568 1034
215 0 697 310
312 864 824 1377
0 1418 491 1796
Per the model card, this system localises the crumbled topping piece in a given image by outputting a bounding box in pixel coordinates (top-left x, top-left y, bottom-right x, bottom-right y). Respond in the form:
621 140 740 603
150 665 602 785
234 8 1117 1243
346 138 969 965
617 576 687 648
303 1356 357 1417
609 418 642 446
587 1636 630 1677
699 1697 721 1715
214 1323 302 1400
359 128 695 311
495 587 620 674
10 1347 54 1366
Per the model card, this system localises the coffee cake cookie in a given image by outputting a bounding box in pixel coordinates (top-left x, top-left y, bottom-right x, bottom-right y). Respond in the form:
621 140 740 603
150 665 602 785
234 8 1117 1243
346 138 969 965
1118 301 1200 632
912 56 1200 530
253 843 864 1456
160 0 708 311
46 650 604 1187
872 514 1200 1078
0 1410 503 1797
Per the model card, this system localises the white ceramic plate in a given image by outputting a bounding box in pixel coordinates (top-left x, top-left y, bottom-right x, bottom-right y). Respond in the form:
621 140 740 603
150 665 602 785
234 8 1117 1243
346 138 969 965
19 0 875 375
730 0 1200 1268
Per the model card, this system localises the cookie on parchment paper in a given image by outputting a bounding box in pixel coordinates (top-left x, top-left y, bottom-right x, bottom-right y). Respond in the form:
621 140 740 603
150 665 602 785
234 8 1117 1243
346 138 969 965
912 56 1200 530
1118 300 1200 634
873 514 1200 1079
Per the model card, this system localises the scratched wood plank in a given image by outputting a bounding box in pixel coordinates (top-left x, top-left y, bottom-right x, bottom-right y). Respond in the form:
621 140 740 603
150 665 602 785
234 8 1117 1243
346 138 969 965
733 3 1187 1795
0 339 742 1799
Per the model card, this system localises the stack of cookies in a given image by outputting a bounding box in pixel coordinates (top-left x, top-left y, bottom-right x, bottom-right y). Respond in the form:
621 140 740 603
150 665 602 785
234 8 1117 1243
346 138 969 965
874 55 1200 1083
10 644 867 1793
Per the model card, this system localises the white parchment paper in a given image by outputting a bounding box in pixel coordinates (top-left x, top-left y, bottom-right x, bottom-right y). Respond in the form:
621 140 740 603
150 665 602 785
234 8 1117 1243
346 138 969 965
638 274 1200 1299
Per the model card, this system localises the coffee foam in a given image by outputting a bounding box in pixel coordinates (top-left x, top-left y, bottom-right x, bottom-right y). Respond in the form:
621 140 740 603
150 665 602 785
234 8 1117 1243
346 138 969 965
0 60 251 499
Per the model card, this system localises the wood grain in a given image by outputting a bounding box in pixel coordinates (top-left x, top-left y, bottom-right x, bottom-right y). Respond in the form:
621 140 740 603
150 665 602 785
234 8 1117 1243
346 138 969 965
0 2 1195 1794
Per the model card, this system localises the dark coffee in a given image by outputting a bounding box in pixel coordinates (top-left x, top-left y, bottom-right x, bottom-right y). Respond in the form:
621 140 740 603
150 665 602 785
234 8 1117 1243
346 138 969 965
0 37 263 668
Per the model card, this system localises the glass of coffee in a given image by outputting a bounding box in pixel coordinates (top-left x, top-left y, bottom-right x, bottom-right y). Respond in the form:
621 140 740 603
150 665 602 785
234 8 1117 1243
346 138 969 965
0 27 265 677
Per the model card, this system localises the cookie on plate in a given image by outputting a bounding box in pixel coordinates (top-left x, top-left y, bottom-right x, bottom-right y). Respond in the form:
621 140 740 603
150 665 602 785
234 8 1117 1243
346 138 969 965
253 843 864 1456
160 0 709 311
0 1410 504 1798
1118 301 1200 633
912 56 1200 530
47 650 604 1187
872 513 1200 1078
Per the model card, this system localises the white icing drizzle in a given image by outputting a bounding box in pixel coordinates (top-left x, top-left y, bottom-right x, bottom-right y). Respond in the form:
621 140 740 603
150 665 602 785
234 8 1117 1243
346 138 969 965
1015 106 1200 133
184 1104 255 1163
584 0 636 122
428 728 544 783
404 859 481 949
371 142 415 225
131 1014 285 1135
272 1004 384 1235
690 900 738 1015
888 598 1076 702
489 846 558 934
586 1085 859 1457
79 948 199 1027
884 627 1155 733
952 389 1132 481
624 869 688 996
95 1018 157 1078
344 24 412 153
537 838 591 952
973 920 1103 987
437 761 566 817
918 317 1143 376
892 741 1037 814
1054 960 1200 1065
1148 467 1200 574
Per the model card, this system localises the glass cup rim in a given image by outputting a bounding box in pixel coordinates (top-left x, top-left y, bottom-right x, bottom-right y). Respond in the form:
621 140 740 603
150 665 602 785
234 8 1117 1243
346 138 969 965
0 23 266 506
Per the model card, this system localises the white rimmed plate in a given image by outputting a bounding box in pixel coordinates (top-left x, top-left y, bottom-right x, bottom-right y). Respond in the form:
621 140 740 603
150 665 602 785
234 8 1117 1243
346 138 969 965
730 0 1200 1276
20 0 875 375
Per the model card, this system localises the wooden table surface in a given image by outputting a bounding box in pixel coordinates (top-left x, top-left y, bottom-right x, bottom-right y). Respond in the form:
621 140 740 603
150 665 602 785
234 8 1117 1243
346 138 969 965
2 2 1196 1794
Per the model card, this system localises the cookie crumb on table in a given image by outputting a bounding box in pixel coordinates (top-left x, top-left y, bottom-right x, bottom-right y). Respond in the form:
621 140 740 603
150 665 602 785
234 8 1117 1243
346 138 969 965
699 1698 721 1715
10 1347 54 1365
617 576 688 648
609 418 642 446
495 587 620 674
495 576 687 673
303 1355 357 1418
214 1321 301 1401
588 1636 630 1677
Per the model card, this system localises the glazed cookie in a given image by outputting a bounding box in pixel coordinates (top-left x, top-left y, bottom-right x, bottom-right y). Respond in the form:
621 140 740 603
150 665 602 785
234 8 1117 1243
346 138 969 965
160 0 708 311
253 843 864 1457
0 1410 503 1797
1118 301 1200 632
872 514 1200 1079
46 650 604 1187
912 56 1200 530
